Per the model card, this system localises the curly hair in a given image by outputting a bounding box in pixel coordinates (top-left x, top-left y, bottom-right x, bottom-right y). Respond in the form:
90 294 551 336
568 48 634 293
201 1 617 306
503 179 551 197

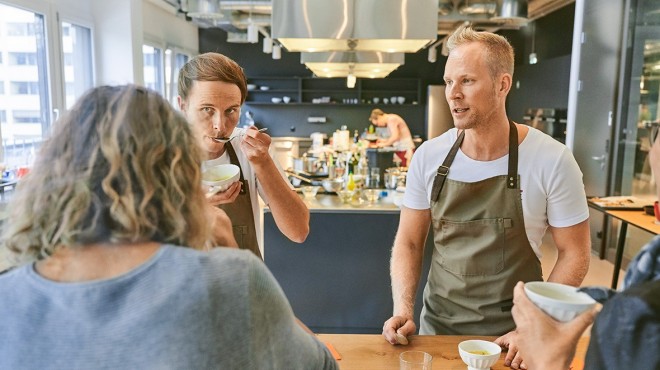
1 85 211 265
178 52 248 103
446 25 515 79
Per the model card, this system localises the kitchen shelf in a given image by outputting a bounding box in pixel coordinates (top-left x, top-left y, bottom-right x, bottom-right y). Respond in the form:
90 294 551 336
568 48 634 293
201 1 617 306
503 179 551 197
244 76 421 106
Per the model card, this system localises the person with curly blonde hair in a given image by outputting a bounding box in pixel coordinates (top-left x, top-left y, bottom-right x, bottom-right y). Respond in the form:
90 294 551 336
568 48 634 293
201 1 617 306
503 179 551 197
0 85 337 370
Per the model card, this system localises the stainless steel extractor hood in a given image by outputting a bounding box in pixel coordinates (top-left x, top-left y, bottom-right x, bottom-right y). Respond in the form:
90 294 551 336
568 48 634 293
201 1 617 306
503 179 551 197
271 0 439 53
301 51 405 78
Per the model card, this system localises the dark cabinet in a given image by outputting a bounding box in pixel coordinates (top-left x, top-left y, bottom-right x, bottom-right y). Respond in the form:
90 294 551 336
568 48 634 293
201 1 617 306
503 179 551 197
245 77 421 106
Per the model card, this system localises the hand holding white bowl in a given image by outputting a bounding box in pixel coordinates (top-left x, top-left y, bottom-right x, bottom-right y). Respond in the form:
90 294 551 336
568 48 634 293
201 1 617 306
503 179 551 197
524 281 596 322
202 164 241 197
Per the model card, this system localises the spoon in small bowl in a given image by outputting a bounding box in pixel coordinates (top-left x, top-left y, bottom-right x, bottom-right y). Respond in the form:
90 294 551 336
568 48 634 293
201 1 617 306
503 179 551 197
210 127 268 143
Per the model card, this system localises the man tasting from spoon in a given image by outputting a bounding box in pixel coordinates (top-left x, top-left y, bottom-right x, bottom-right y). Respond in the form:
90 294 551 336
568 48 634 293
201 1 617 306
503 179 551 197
178 53 309 258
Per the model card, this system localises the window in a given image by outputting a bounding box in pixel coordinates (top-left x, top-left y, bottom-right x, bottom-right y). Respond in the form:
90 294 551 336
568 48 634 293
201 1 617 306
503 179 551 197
6 22 36 36
0 111 6 124
165 49 190 105
61 22 93 108
143 44 163 94
0 52 3 64
12 110 41 124
9 52 37 65
0 82 4 95
10 82 39 95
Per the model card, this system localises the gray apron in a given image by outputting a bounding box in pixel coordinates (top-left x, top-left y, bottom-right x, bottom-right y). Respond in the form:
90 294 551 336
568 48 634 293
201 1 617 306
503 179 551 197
420 121 542 335
217 143 262 259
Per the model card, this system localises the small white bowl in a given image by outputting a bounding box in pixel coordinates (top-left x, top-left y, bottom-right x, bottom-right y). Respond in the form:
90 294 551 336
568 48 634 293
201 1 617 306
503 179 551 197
282 96 291 103
458 340 501 370
397 96 405 104
247 84 257 90
524 281 596 322
260 86 270 91
271 97 282 104
202 164 240 195
301 185 320 198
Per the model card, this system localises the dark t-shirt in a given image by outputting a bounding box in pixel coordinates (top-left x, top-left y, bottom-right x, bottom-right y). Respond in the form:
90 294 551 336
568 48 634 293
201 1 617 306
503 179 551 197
585 280 660 370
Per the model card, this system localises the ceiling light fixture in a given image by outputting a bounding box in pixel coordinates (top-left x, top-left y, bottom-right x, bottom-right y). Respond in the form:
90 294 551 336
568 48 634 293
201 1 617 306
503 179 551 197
347 67 357 88
272 43 282 60
263 36 273 53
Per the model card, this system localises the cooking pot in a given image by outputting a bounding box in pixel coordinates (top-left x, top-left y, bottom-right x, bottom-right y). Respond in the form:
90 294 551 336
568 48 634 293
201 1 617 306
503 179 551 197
293 155 327 176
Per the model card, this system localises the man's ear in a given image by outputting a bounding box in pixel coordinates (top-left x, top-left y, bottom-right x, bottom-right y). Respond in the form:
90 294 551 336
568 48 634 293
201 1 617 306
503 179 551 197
177 96 186 112
499 74 512 95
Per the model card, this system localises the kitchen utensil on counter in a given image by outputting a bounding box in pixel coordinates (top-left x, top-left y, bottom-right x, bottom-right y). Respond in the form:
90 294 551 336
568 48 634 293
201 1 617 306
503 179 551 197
458 340 501 370
362 189 380 203
321 178 344 193
210 127 268 143
301 185 320 198
271 97 282 103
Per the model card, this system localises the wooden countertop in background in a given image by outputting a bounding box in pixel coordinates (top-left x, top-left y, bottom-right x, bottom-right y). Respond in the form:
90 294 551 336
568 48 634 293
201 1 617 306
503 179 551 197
318 334 590 370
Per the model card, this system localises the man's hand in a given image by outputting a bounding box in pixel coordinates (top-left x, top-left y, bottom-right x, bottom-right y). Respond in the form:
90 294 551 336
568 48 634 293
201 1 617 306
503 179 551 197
382 315 416 345
206 181 241 206
240 126 272 165
494 330 527 369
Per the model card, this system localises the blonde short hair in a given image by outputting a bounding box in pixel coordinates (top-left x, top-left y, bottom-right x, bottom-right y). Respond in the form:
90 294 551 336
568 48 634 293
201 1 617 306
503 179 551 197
2 85 211 264
446 25 515 79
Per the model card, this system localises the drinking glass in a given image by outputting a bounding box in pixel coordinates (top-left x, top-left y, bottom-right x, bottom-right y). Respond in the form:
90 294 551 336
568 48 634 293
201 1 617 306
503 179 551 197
399 351 432 370
369 167 380 188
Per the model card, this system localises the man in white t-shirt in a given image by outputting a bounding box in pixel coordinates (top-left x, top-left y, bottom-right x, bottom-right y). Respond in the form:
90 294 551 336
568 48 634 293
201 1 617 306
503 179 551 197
178 53 309 258
382 26 591 367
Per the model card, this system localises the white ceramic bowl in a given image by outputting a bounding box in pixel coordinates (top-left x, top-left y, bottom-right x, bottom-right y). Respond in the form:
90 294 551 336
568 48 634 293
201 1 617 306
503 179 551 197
301 185 320 198
397 96 405 104
458 340 501 370
271 97 282 103
282 96 291 103
260 86 270 91
247 84 257 90
524 281 596 322
202 164 240 194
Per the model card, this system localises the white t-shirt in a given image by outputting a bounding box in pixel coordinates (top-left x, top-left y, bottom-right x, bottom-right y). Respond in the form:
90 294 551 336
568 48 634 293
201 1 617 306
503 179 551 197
403 127 589 258
203 129 292 250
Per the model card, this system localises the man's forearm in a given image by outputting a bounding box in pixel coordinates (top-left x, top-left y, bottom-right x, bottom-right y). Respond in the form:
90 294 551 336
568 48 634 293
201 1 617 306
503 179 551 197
391 240 425 318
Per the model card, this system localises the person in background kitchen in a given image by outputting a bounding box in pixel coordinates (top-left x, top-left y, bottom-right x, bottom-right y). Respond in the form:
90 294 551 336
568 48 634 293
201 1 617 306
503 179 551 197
382 24 591 361
0 85 337 370
369 108 415 166
178 52 310 258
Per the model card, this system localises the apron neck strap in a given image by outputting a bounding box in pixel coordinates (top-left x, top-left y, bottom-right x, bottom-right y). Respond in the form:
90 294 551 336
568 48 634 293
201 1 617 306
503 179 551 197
224 142 247 194
507 120 518 189
430 120 520 202
431 130 465 202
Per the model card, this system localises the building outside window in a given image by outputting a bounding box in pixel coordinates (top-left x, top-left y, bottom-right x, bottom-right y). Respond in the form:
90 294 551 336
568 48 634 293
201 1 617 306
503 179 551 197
6 22 36 36
10 81 39 95
12 110 40 124
143 44 163 94
9 52 37 65
61 21 93 108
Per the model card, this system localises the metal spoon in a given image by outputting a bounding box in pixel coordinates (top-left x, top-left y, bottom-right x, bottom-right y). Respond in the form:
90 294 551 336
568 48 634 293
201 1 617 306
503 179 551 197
210 127 268 143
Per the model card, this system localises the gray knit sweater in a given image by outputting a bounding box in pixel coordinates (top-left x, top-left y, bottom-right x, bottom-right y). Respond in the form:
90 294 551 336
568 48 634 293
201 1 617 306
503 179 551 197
0 245 337 370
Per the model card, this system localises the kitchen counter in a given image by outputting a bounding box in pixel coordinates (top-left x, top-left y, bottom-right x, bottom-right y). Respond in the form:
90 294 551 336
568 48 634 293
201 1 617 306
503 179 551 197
298 191 403 213
263 189 433 334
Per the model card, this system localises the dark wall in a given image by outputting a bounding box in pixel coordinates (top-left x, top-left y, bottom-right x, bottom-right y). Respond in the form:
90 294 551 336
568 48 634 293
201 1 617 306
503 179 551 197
198 3 575 137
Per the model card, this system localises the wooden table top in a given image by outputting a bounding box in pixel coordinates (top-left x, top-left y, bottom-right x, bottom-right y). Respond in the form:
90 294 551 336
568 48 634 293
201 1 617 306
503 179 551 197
605 209 660 235
317 334 590 370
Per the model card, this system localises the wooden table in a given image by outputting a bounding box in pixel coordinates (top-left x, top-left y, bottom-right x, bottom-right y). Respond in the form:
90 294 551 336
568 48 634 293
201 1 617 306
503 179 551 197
587 199 660 289
318 334 590 370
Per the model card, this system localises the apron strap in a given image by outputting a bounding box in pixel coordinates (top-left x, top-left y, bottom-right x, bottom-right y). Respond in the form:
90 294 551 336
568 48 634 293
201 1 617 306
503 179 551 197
225 142 247 194
431 130 465 202
507 120 518 189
